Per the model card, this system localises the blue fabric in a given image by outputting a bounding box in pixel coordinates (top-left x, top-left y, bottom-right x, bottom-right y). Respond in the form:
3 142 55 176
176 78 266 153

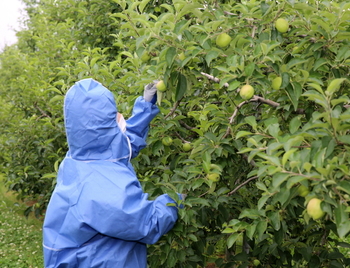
43 78 180 268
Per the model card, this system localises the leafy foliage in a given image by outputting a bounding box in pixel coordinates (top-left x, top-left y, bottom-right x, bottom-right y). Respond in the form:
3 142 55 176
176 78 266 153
0 0 350 267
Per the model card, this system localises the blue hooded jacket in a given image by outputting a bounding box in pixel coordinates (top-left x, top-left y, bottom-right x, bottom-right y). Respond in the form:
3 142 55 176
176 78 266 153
43 78 179 268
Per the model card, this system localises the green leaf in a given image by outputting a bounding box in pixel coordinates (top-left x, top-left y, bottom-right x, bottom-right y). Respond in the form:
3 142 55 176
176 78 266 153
282 148 297 167
239 209 265 220
236 131 253 139
160 3 174 13
331 97 349 107
260 1 270 16
286 175 306 189
256 181 268 192
281 72 290 89
267 123 280 138
272 173 290 189
337 222 350 239
335 203 348 225
307 82 324 94
245 116 257 130
227 233 240 249
287 58 308 69
136 35 149 48
313 58 328 71
336 46 350 61
245 62 255 77
289 116 302 134
337 242 350 248
188 234 198 242
139 0 151 13
258 195 270 210
338 135 350 145
49 95 64 103
191 178 205 190
268 211 281 231
205 50 219 66
246 223 257 240
325 78 346 96
187 197 210 207
302 90 328 109
226 81 240 92
166 47 177 66
337 181 350 195
286 82 302 111
256 220 267 239
175 73 187 101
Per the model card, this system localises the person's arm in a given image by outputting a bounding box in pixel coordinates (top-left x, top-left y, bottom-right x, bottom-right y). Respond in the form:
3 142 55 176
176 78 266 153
76 171 181 244
125 82 159 158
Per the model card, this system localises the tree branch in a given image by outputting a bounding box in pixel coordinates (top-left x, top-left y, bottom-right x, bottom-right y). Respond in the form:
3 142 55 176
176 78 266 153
201 72 229 88
179 120 197 130
201 72 280 139
222 100 248 139
228 176 258 196
34 102 50 118
200 72 280 107
165 98 183 119
224 11 238 16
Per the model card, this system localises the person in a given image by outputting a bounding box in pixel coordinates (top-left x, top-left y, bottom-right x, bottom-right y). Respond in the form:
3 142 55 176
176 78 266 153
43 78 183 268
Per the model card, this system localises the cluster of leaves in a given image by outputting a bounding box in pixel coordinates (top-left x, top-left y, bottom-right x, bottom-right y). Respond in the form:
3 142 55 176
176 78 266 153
0 0 349 267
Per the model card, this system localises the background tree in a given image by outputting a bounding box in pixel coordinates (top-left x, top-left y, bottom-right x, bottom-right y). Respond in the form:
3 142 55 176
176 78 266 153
0 0 349 267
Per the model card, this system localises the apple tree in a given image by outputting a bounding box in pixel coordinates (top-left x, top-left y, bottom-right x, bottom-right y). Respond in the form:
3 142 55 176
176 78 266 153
109 1 350 267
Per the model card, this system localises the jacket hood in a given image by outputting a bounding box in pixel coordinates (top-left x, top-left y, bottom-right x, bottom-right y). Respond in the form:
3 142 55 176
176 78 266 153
64 78 130 161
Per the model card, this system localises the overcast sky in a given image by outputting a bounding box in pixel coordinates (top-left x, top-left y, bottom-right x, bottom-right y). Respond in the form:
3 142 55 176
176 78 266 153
0 0 26 51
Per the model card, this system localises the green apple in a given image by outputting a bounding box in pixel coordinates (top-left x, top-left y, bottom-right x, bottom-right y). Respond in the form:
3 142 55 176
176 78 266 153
297 185 310 197
207 173 220 182
240 85 255 100
275 18 289 33
216 33 232 48
141 52 151 62
156 80 167 92
253 259 261 266
162 136 173 146
182 142 192 152
272 77 282 90
178 52 185 61
307 198 325 220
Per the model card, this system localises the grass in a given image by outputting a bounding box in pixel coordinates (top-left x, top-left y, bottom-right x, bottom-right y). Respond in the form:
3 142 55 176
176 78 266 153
0 176 43 268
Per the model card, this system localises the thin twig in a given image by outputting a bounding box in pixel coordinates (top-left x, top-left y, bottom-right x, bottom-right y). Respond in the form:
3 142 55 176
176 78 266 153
165 98 183 119
34 103 50 118
227 176 258 196
224 11 238 16
250 95 280 107
222 96 280 139
179 120 197 130
174 131 189 143
222 100 248 139
199 190 209 198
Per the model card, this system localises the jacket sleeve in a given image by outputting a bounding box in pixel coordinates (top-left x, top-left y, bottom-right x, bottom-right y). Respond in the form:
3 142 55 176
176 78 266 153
125 96 159 159
75 170 179 245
